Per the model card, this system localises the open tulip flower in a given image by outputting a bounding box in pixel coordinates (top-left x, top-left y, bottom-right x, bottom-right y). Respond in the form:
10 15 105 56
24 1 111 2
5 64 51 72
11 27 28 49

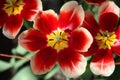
82 1 120 76
18 1 93 78
0 0 42 39
84 0 107 5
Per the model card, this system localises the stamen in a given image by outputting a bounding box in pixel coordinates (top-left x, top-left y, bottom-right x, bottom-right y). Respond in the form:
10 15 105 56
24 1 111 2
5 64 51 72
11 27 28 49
60 32 62 35
62 39 67 41
96 31 117 49
3 0 23 16
47 28 68 51
12 8 14 12
53 32 56 35
5 6 12 9
0 53 31 61
53 42 57 48
99 32 103 36
49 39 54 41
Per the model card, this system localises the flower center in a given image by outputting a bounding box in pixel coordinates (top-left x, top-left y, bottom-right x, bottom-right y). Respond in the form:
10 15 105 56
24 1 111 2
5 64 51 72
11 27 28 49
3 0 24 16
47 28 68 52
95 31 117 49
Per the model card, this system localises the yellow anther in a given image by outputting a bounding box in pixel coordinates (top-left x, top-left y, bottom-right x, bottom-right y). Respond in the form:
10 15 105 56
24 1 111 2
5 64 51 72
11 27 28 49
95 31 117 49
47 28 68 52
3 0 23 16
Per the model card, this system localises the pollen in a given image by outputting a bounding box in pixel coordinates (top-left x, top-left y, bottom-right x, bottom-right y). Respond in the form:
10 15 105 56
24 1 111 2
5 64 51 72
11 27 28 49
47 28 68 52
95 31 117 49
3 0 24 16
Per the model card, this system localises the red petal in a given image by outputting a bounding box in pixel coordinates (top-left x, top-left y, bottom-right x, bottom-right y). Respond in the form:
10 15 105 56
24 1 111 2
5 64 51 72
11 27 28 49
59 1 84 30
90 49 115 76
0 0 7 27
0 10 7 28
18 29 47 52
112 41 120 56
58 48 87 78
33 10 58 34
69 27 93 52
98 1 119 32
115 26 120 40
22 0 42 21
84 0 106 5
31 47 57 75
112 27 120 56
82 12 99 37
3 14 23 39
82 41 99 57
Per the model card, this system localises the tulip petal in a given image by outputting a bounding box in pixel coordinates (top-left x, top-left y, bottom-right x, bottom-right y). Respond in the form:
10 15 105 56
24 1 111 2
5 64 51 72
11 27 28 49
112 27 120 56
69 27 93 52
33 10 58 34
98 1 119 32
31 47 57 75
3 14 23 39
59 1 84 30
0 0 7 27
22 0 42 21
90 49 115 76
82 41 99 57
112 41 120 56
82 12 99 37
18 29 47 52
0 10 7 28
58 48 87 78
84 0 106 5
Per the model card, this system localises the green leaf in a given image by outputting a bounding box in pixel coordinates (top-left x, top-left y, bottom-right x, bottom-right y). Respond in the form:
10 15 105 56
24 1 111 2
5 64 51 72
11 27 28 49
12 45 27 55
0 60 12 72
23 20 33 29
44 65 59 80
12 66 38 80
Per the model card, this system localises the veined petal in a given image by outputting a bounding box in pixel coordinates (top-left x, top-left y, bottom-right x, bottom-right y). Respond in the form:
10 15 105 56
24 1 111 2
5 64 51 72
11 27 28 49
90 49 115 76
31 47 57 75
3 14 23 39
69 27 93 52
58 48 87 78
84 0 106 5
22 0 42 21
82 12 99 37
18 29 47 52
33 10 58 34
98 1 119 32
112 27 120 56
59 1 84 30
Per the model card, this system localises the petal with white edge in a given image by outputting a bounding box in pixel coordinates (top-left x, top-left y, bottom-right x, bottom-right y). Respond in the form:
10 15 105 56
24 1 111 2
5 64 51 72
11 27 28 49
59 1 84 30
33 10 58 34
3 14 23 39
90 49 115 76
22 0 42 21
69 27 93 52
58 48 87 78
98 1 119 32
18 29 47 52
